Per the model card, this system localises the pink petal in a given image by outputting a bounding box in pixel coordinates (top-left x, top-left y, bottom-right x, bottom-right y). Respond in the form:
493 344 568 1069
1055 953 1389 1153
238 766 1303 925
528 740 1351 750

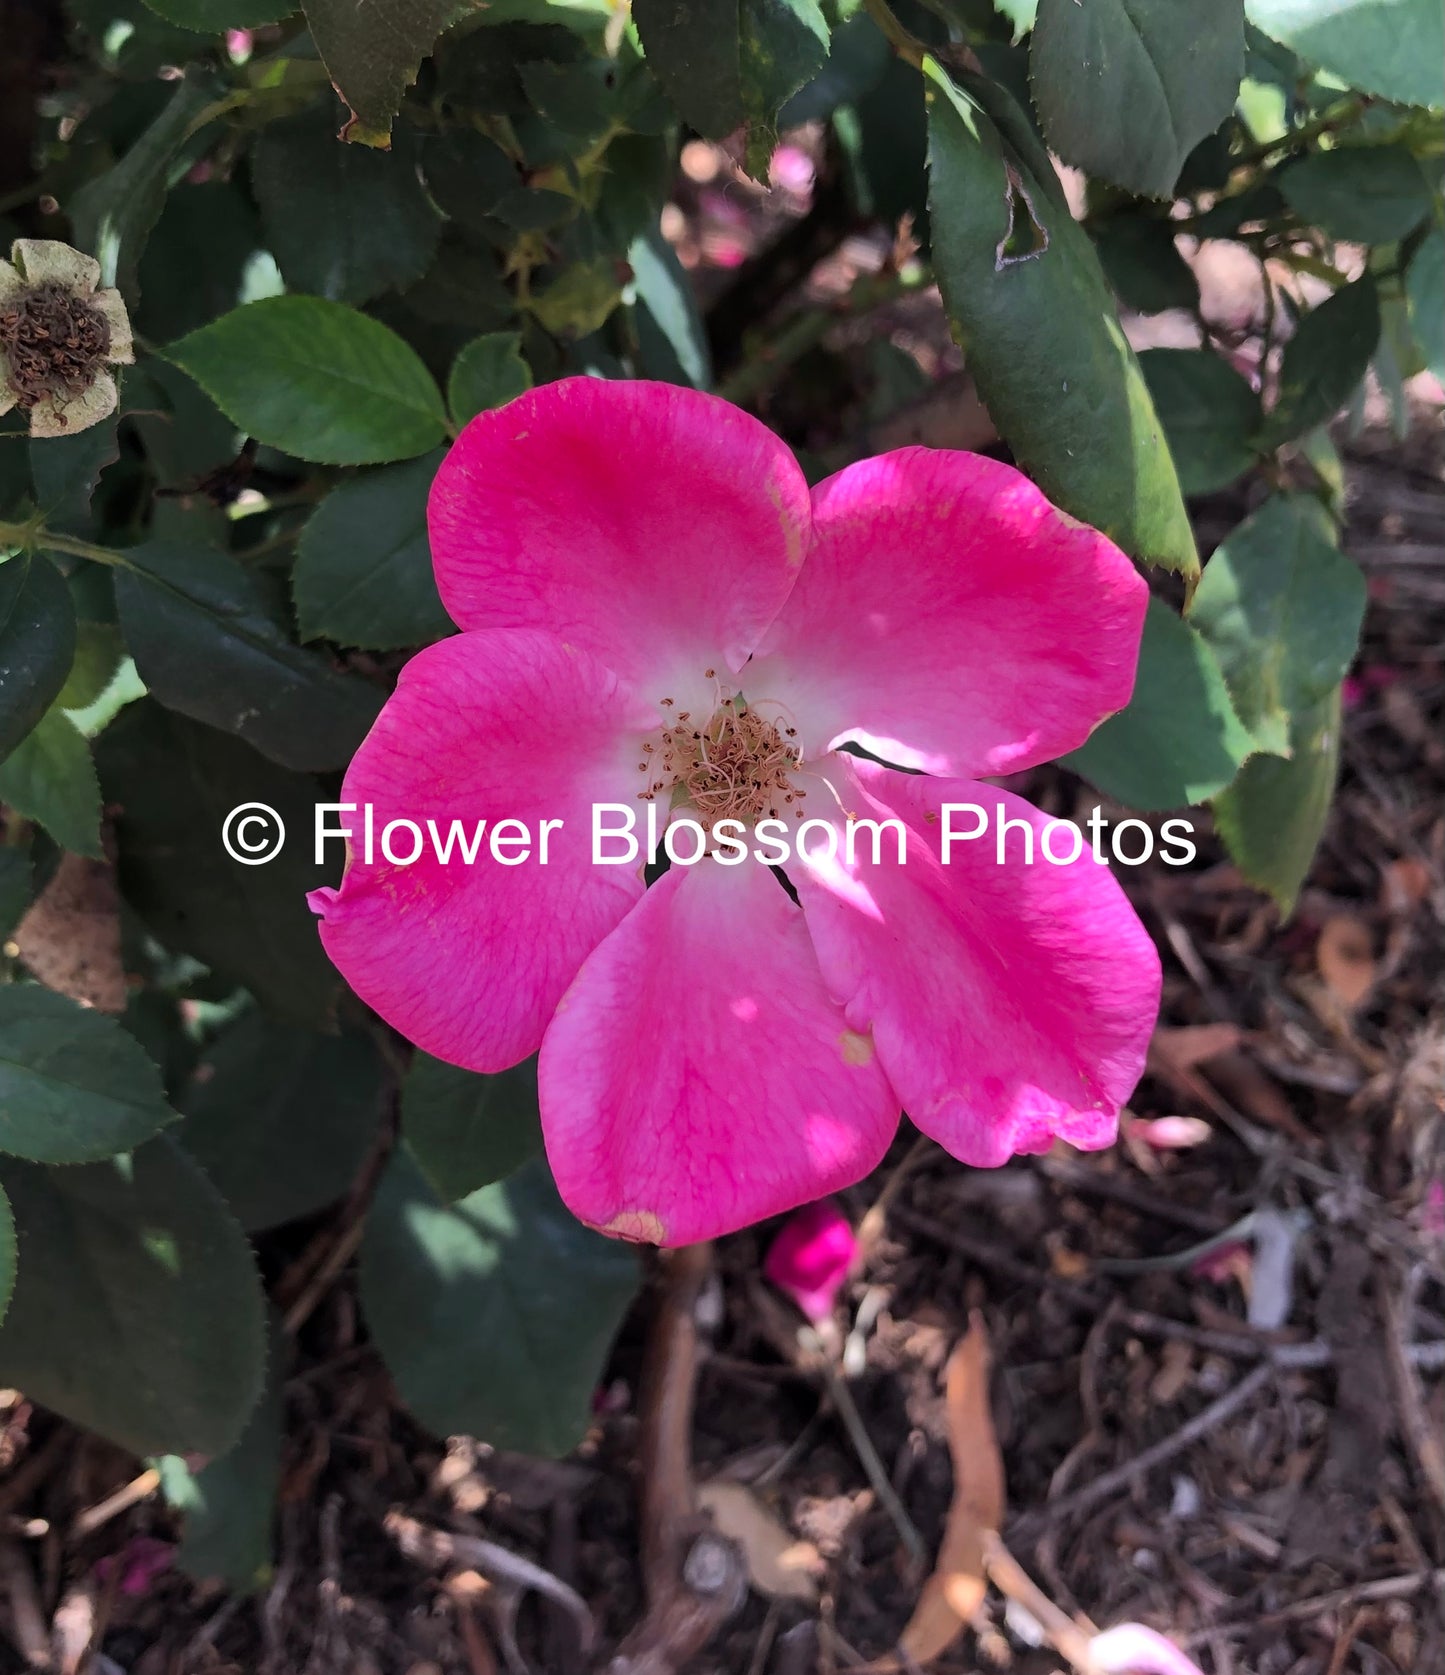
311 629 655 1071
537 858 900 1245
1089 1624 1208 1675
791 756 1160 1166
763 1198 857 1322
748 449 1147 776
428 378 811 716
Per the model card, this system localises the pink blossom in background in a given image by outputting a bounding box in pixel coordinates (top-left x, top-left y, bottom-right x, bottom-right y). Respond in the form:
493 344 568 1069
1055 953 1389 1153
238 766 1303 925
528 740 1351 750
769 144 816 195
310 379 1161 1244
1127 1115 1212 1151
764 1200 857 1322
95 1536 173 1598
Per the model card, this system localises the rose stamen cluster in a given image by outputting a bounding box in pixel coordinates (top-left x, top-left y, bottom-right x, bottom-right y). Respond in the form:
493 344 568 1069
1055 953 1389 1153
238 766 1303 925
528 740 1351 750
639 685 806 824
0 281 111 412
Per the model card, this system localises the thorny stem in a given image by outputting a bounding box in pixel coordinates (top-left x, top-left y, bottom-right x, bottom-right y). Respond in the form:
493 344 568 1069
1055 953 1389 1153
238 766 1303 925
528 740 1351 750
716 266 928 407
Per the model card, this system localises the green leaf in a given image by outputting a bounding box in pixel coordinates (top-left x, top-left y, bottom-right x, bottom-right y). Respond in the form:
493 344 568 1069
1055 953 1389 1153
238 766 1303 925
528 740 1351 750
96 701 342 1028
529 258 625 339
1065 597 1256 808
1262 273 1380 446
143 0 295 29
158 1312 286 1593
403 1053 543 1202
177 1013 381 1232
421 130 522 233
1213 686 1341 913
0 1138 266 1457
30 415 121 532
0 554 76 765
113 538 383 771
0 1181 14 1328
166 296 447 466
633 0 830 168
629 229 713 388
1140 347 1262 495
302 0 476 145
0 710 102 858
70 71 219 301
252 110 441 305
1278 145 1432 244
0 986 176 1165
1189 494 1365 755
294 453 454 651
1092 215 1201 315
924 61 1197 574
1030 0 1245 198
360 1150 637 1455
446 334 532 428
136 181 265 344
1406 229 1445 382
1244 0 1445 108
0 847 34 941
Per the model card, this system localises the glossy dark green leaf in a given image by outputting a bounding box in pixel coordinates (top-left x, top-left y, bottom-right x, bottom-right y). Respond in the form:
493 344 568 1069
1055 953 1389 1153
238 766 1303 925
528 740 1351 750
294 451 453 651
360 1150 637 1455
166 296 447 465
113 538 382 771
70 72 219 301
1190 495 1364 757
630 229 712 389
303 0 475 145
0 1137 266 1456
1092 216 1201 315
1140 347 1262 495
925 61 1197 574
1278 145 1432 244
446 333 532 428
158 1312 286 1592
30 415 121 532
0 554 76 764
0 710 102 858
136 182 265 343
123 357 242 490
403 1053 543 1202
1262 274 1380 446
1065 597 1255 808
252 111 441 304
177 1013 381 1231
143 0 294 28
420 130 519 234
0 848 33 941
1406 229 1445 382
96 701 341 1027
633 0 830 169
0 986 176 1164
1213 685 1341 913
1245 0 1444 109
1031 0 1246 197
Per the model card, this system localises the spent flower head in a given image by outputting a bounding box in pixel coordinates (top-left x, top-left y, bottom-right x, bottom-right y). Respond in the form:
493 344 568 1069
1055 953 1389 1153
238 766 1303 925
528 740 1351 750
0 239 134 438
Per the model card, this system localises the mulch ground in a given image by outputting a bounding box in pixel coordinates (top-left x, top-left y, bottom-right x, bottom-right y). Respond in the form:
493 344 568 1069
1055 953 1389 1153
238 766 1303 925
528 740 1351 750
2 149 1443 1675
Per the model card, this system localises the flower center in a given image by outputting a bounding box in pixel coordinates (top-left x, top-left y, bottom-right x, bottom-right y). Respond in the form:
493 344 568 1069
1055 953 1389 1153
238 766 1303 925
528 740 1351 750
0 282 112 411
637 681 806 826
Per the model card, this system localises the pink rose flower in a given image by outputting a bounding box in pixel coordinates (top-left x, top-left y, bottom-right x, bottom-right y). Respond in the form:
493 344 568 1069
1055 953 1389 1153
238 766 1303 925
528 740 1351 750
764 1199 857 1322
310 379 1161 1244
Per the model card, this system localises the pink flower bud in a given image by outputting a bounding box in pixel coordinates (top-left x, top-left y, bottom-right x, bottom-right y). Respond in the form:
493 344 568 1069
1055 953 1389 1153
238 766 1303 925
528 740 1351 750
1127 1115 1212 1151
769 145 815 195
226 29 253 62
95 1536 174 1598
763 1199 856 1323
1090 1624 1207 1675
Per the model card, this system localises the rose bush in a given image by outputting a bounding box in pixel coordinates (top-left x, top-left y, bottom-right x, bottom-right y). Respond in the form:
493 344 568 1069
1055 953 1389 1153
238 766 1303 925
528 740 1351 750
0 0 1438 1592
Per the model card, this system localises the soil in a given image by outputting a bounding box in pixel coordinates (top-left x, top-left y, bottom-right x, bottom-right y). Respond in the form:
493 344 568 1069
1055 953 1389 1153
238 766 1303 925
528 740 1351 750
2 142 1443 1675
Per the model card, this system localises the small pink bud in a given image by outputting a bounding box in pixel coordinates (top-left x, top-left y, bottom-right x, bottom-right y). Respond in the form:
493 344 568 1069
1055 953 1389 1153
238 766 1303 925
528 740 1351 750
1128 1115 1212 1151
1090 1623 1207 1675
226 29 253 62
763 1199 856 1323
